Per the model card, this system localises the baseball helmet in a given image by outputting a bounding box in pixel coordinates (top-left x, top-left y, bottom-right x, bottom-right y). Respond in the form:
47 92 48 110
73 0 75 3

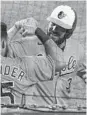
47 5 77 39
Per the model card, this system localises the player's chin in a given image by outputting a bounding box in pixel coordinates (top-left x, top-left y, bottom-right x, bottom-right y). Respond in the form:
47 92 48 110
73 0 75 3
50 34 59 42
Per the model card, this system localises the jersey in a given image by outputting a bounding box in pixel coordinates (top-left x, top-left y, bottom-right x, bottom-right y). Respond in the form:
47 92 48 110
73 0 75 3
1 55 55 107
55 38 86 107
31 80 56 106
8 35 46 57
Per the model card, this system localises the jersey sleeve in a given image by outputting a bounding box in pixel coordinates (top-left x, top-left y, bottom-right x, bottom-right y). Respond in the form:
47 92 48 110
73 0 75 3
22 56 55 82
8 40 25 58
8 36 46 58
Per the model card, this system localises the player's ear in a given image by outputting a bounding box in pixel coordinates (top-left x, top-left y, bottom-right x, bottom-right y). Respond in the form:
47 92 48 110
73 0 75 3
2 40 5 48
1 39 7 49
1 39 8 57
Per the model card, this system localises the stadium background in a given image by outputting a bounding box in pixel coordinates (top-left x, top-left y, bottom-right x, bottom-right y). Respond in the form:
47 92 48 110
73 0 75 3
1 1 86 108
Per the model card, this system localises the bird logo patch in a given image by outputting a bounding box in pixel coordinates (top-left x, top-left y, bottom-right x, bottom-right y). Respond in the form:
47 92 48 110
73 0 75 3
58 11 66 19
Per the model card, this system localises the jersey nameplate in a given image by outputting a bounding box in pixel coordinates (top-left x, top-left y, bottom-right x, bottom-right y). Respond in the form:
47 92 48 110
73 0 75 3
0 64 25 81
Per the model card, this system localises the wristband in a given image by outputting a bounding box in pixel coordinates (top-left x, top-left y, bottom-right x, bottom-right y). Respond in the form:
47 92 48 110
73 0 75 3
35 28 50 44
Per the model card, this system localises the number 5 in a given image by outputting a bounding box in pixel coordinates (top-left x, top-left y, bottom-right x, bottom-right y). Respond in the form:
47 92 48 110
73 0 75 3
1 82 14 104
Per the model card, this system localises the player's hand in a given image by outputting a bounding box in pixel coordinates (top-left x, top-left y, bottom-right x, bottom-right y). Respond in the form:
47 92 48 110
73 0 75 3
82 73 87 83
15 19 27 30
77 64 87 84
22 17 38 37
15 17 38 37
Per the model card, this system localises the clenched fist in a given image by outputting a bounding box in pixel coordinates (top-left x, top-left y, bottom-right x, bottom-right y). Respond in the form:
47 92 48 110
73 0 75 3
15 17 38 37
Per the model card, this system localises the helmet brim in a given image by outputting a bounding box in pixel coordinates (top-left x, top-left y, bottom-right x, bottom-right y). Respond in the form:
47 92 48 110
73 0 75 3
47 16 72 29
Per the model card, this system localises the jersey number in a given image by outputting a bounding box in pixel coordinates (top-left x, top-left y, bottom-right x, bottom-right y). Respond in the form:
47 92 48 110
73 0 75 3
1 82 14 104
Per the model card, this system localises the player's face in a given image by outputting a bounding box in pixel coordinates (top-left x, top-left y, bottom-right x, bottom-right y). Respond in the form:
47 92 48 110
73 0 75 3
47 22 66 45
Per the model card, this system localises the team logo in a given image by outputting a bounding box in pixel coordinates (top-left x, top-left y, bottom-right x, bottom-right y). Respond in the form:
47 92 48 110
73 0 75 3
58 11 66 19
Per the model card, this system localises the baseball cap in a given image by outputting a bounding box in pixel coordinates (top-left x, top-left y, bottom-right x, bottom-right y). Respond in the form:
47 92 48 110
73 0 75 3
47 5 75 29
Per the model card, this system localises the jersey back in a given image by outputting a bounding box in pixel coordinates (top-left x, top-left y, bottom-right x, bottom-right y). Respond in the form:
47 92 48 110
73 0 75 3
1 56 55 107
1 57 35 106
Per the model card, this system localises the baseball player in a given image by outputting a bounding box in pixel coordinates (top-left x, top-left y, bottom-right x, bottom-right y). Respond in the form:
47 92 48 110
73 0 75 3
44 5 86 107
1 21 66 107
24 5 86 108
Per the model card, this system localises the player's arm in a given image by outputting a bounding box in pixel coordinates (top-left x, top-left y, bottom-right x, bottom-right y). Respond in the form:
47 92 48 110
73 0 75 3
76 45 86 83
7 26 19 41
17 17 66 71
77 61 86 83
7 19 26 42
22 56 55 82
7 20 26 42
7 22 21 42
21 25 66 72
77 57 86 83
35 28 66 72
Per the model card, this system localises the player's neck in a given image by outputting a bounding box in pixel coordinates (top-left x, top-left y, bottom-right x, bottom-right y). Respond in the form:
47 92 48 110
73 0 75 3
58 40 66 51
